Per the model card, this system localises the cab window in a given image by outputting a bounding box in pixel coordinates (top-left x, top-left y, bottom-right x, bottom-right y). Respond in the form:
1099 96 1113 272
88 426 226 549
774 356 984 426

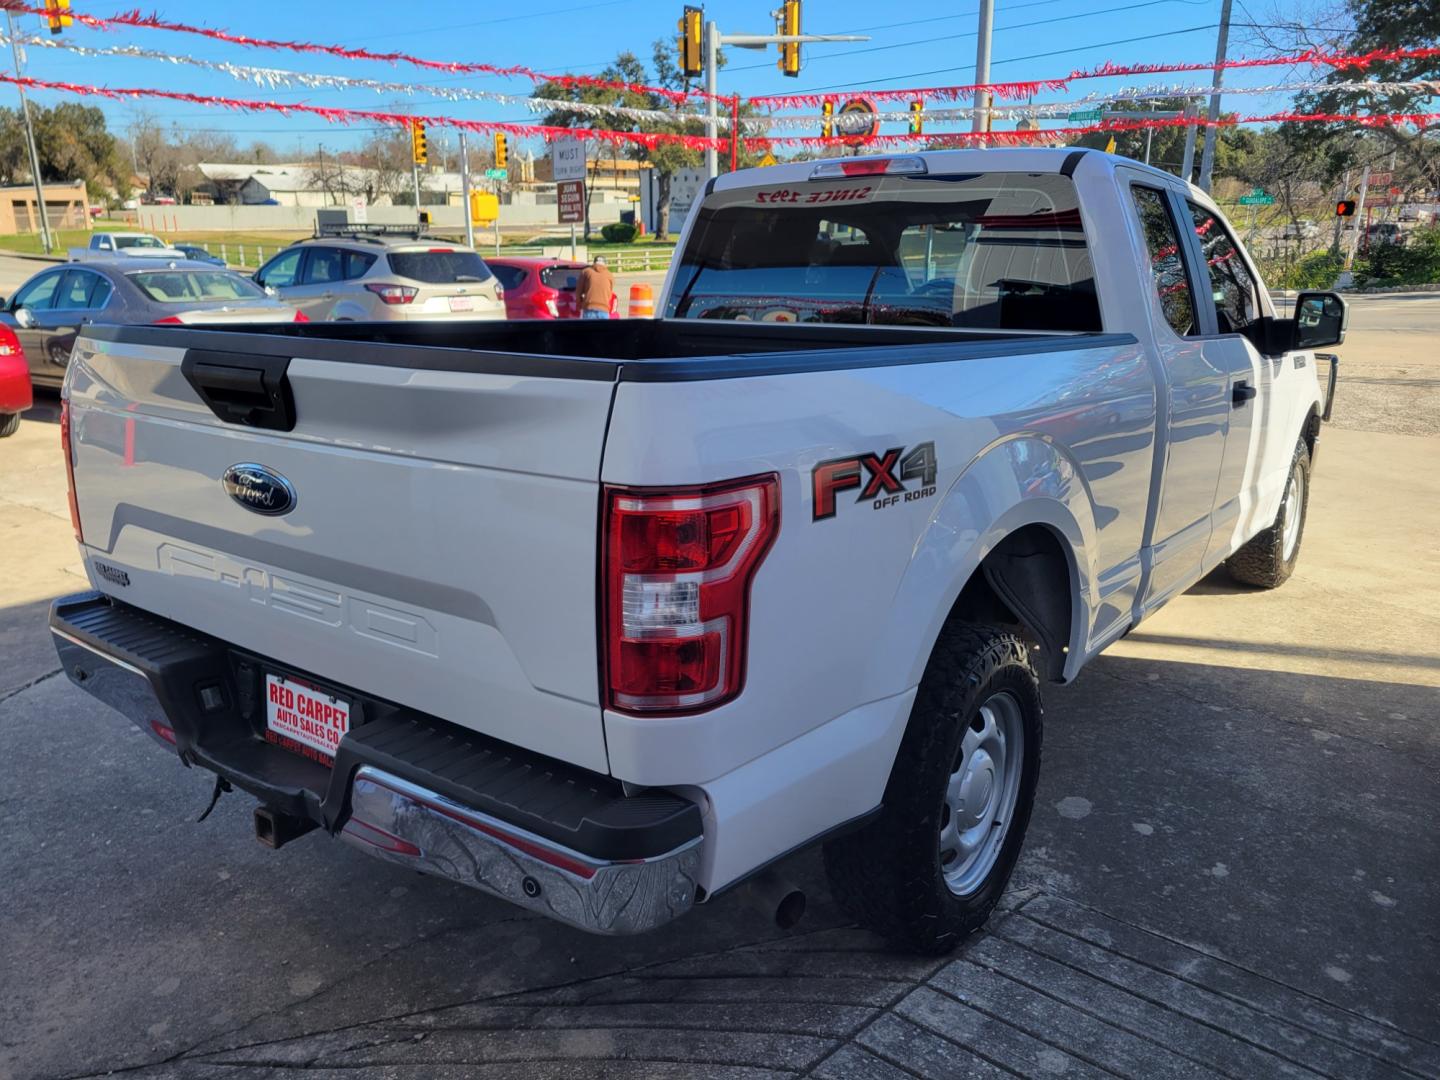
256 248 302 289
1186 201 1260 335
1131 187 1196 337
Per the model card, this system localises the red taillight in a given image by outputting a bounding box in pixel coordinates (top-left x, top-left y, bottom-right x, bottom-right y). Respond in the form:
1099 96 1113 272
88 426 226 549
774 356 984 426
364 282 418 305
153 315 185 324
603 475 779 715
60 399 82 542
0 324 21 356
293 310 310 322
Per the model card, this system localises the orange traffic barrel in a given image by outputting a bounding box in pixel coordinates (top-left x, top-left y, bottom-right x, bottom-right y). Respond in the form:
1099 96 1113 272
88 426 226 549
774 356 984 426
628 283 655 319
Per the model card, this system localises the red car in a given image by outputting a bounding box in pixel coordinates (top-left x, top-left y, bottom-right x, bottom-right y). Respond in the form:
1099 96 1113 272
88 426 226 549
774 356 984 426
0 323 32 438
486 257 617 320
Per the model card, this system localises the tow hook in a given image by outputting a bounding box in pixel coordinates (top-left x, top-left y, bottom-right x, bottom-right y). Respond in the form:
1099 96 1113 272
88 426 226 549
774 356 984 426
254 806 318 849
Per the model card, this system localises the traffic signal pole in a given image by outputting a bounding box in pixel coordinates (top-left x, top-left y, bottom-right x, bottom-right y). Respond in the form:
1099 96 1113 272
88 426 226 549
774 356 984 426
459 131 475 250
699 23 864 177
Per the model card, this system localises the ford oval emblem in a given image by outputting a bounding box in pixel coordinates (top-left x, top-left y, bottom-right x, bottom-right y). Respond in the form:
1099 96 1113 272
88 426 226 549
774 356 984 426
222 463 296 516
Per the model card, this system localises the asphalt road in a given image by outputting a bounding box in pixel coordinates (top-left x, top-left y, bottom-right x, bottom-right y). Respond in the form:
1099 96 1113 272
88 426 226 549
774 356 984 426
1 271 1437 1079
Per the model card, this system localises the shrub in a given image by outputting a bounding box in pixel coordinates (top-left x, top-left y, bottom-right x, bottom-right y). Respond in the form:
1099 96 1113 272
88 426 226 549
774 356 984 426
1353 225 1440 288
601 222 639 243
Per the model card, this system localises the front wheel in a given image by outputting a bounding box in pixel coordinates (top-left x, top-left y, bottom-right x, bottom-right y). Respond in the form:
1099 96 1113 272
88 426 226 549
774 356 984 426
1226 436 1311 589
823 623 1043 954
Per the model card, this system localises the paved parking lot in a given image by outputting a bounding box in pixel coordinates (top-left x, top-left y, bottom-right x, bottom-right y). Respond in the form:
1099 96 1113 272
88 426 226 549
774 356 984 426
1 279 1437 1079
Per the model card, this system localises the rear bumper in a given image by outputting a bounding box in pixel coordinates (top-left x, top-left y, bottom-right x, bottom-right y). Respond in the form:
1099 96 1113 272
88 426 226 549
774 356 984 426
50 591 703 934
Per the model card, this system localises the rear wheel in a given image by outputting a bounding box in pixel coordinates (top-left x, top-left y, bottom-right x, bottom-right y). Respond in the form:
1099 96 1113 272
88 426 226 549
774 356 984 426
823 622 1043 954
1226 436 1310 589
0 412 19 438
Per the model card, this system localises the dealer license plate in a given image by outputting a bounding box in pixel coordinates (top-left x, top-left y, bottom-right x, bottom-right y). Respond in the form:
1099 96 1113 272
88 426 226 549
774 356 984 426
448 296 475 312
264 673 350 764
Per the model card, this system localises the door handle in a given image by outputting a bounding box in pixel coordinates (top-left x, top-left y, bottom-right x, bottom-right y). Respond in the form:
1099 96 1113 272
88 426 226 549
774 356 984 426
1232 380 1257 407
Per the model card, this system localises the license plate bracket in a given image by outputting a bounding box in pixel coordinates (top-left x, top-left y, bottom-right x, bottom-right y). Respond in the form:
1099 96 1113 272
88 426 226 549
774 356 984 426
264 672 350 765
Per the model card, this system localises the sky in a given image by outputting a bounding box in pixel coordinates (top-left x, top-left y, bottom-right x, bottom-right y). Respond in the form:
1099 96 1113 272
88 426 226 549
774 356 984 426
0 0 1362 161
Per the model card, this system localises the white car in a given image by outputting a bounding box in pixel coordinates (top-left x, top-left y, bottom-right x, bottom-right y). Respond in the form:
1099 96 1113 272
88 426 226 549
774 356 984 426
253 227 505 322
50 149 1342 949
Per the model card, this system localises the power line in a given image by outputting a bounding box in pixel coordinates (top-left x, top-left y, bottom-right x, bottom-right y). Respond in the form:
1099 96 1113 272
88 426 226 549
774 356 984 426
729 0 1212 73
787 24 1221 94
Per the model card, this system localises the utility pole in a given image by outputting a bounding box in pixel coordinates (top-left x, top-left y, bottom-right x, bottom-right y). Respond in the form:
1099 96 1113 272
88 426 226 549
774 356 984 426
1180 99 1199 183
972 0 995 142
699 16 867 178
459 131 475 250
7 11 53 254
1346 161 1370 269
1197 0 1233 192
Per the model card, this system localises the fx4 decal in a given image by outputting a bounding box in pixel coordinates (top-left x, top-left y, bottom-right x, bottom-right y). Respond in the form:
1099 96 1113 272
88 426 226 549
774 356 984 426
812 442 937 521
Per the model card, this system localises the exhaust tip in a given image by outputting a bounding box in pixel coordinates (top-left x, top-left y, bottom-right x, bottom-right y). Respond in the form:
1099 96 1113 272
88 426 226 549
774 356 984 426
742 868 808 931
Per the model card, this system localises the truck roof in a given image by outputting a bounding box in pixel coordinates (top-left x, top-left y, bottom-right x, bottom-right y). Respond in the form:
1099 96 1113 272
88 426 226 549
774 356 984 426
711 147 1185 193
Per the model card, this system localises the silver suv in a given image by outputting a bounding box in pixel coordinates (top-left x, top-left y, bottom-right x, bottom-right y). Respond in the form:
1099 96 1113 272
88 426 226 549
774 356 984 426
254 226 505 322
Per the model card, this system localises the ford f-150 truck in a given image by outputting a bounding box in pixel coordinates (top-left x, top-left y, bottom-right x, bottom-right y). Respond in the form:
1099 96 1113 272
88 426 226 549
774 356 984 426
49 149 1343 952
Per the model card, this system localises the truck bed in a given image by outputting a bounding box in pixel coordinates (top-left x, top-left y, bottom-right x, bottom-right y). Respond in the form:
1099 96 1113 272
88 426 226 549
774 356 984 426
83 319 1132 383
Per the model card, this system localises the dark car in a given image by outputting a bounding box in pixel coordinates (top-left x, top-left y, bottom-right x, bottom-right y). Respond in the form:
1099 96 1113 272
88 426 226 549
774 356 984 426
486 257 617 320
0 259 304 388
172 243 226 267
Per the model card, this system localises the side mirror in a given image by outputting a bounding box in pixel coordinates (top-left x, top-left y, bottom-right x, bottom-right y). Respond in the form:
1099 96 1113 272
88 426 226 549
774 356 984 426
1292 291 1347 350
14 307 36 329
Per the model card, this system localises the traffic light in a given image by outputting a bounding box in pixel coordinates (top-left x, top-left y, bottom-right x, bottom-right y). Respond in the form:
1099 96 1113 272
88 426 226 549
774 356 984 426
1336 199 1357 217
494 132 508 171
777 0 801 77
44 0 72 34
410 121 428 167
678 6 703 77
908 101 924 136
821 100 833 139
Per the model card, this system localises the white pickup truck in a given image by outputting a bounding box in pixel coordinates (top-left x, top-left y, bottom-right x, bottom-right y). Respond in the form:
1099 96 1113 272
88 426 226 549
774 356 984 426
50 149 1342 951
68 231 182 262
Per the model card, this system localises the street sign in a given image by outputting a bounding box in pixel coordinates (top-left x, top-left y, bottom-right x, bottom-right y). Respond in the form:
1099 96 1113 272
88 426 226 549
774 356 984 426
1239 188 1274 206
759 151 778 167
557 179 585 224
350 195 368 224
1367 171 1392 188
484 168 508 180
1067 109 1102 122
552 138 586 183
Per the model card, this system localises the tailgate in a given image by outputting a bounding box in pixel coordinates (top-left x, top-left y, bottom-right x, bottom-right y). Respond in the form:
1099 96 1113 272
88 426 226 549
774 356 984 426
63 328 617 772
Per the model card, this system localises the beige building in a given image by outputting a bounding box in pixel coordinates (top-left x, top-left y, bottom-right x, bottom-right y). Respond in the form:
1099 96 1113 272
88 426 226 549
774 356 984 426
0 179 89 234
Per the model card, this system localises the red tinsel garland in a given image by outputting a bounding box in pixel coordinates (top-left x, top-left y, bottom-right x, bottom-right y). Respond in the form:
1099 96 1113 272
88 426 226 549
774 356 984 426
750 79 1070 110
0 73 725 149
744 109 1440 149
1069 44 1440 80
0 2 713 104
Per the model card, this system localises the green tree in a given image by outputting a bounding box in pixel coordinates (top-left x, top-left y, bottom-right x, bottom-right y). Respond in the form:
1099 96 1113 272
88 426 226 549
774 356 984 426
1066 99 1259 181
0 103 126 200
1284 0 1440 193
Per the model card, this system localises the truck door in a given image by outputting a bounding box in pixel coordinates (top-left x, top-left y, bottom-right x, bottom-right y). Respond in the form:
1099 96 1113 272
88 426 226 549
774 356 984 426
1176 199 1269 570
1123 180 1230 609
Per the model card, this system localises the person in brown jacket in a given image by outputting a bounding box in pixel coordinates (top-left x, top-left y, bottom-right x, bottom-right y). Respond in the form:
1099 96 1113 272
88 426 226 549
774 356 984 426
575 255 614 320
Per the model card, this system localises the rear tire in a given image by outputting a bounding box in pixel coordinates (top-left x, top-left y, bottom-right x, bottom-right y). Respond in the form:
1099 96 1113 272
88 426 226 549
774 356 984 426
0 412 18 438
823 622 1043 955
1226 436 1310 589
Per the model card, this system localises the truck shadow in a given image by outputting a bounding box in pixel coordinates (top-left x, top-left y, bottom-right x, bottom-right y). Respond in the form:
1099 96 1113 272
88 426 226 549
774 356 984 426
3 619 1437 1077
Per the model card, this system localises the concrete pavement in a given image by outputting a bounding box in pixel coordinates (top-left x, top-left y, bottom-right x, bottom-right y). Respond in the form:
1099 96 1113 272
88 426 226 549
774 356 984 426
1 293 1437 1078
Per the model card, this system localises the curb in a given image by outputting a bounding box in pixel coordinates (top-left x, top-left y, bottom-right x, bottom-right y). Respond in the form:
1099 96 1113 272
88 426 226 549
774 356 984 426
1339 282 1440 294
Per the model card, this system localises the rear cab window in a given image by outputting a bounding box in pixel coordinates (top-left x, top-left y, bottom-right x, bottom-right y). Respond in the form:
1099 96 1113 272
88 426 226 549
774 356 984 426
1130 186 1196 337
386 249 493 284
667 171 1100 331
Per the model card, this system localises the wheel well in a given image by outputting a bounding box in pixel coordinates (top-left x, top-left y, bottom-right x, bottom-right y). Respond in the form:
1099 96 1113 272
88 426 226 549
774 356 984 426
946 525 1074 682
1302 405 1321 459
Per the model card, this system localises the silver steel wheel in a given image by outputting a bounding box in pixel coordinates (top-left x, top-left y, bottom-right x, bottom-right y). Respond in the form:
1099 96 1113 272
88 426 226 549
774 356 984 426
1281 464 1305 561
939 690 1025 897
